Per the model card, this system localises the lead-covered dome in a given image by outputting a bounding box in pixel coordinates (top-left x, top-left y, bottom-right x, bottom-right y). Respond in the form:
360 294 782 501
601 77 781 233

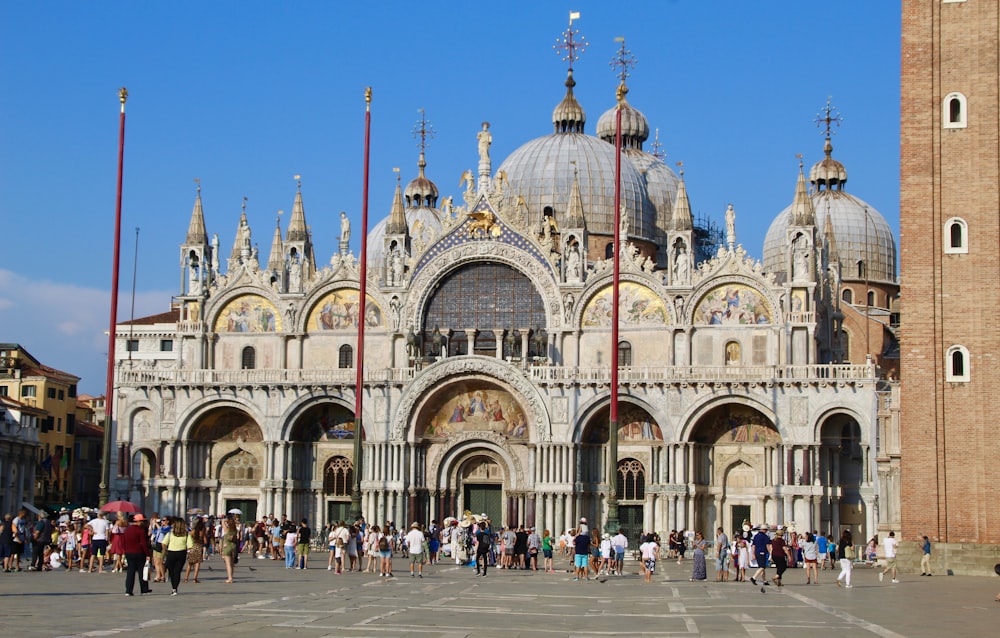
763 139 897 283
499 72 657 242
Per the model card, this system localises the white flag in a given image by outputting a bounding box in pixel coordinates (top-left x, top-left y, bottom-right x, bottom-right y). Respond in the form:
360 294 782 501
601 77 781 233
569 11 580 22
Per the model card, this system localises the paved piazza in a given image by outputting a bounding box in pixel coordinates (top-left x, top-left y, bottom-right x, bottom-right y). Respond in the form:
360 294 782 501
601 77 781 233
1 557 996 637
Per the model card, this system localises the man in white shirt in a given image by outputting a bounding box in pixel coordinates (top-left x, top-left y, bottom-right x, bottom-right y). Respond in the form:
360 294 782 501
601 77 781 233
610 529 628 576
879 531 899 584
405 522 427 578
87 512 111 574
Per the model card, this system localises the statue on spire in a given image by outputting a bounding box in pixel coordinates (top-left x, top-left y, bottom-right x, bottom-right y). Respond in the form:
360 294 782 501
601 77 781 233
725 203 736 249
477 121 493 191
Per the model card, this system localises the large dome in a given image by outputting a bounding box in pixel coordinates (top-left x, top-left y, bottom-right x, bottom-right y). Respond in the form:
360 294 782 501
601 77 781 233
763 143 897 284
499 132 656 240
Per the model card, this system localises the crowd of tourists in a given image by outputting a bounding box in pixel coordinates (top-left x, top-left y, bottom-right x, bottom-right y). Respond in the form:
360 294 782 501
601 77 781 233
4 506 944 598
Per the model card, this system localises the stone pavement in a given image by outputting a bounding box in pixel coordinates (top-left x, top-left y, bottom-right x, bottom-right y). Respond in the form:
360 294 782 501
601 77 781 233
1 554 997 637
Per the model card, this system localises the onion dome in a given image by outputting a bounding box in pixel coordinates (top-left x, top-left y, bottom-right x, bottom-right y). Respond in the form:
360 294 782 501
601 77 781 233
596 88 677 238
368 156 443 264
763 141 896 284
810 137 847 189
596 92 649 149
552 70 586 133
500 73 656 243
404 151 438 209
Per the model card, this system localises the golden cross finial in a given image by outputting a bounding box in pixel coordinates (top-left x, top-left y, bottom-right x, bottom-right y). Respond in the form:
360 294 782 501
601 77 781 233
554 14 588 71
815 96 843 137
412 109 435 154
610 37 636 88
650 128 666 160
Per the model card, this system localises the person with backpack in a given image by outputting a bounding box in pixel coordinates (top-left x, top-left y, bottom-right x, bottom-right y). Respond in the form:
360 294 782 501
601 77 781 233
377 525 393 577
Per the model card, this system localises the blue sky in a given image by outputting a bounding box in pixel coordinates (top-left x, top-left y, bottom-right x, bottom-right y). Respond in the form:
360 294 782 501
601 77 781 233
0 1 901 393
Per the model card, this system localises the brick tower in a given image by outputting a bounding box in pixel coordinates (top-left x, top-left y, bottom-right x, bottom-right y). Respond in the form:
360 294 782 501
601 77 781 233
900 0 1000 575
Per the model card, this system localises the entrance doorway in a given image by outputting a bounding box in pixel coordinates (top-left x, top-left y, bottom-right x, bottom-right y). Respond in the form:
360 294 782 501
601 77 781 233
464 485 502 521
327 500 351 527
226 498 257 523
731 504 751 532
618 505 644 547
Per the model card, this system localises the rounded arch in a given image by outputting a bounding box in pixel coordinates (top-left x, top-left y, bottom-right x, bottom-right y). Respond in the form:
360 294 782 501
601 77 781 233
571 394 671 444
690 278 777 326
215 447 262 481
574 271 669 329
303 286 385 333
430 436 524 492
322 455 354 496
130 446 157 480
807 405 871 448
677 395 780 444
123 402 159 441
277 395 373 442
405 244 561 331
204 285 283 334
412 378 531 442
943 91 968 129
176 399 267 443
392 356 551 441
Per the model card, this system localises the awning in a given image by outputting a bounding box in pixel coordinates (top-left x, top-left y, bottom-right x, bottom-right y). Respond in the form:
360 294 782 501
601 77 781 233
21 501 42 516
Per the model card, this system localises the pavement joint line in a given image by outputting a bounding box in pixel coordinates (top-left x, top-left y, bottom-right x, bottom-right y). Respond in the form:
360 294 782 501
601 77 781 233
781 589 909 638
742 623 776 638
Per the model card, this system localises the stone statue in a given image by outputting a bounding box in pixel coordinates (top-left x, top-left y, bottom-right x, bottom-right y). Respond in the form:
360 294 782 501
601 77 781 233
188 257 202 295
563 293 574 324
288 258 301 291
619 204 629 237
389 296 401 331
725 203 736 247
390 247 405 285
796 250 810 279
477 121 492 165
441 195 453 217
239 218 252 259
340 211 351 244
565 243 581 282
673 243 689 284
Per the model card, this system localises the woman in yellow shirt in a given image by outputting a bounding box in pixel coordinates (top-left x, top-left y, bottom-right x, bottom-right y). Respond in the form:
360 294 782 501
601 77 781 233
162 517 189 596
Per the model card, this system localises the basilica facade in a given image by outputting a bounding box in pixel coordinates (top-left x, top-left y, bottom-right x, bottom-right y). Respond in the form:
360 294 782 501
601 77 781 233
111 61 900 543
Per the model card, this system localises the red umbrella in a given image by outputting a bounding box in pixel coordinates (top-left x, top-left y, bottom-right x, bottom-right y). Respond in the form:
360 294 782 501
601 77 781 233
100 501 141 514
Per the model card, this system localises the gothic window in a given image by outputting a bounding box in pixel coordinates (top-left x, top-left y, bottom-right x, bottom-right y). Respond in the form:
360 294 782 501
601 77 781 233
842 288 853 304
338 344 353 369
618 341 632 366
943 92 967 129
241 346 256 370
944 217 968 253
617 458 645 501
946 345 970 382
323 456 354 496
421 262 546 357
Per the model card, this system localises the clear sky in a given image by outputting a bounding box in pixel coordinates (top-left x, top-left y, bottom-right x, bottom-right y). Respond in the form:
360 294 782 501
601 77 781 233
0 1 901 394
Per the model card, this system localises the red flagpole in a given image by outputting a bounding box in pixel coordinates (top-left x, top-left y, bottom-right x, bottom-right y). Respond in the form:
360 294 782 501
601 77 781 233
99 87 128 506
607 84 624 530
351 87 372 521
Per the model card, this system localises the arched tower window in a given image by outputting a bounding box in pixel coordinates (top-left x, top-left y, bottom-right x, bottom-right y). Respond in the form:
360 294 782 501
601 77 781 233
842 288 853 304
944 217 968 253
617 458 645 501
618 341 632 367
338 344 353 369
605 243 614 259
421 262 546 357
943 92 968 129
323 456 354 496
946 345 970 382
867 291 876 306
241 346 256 370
